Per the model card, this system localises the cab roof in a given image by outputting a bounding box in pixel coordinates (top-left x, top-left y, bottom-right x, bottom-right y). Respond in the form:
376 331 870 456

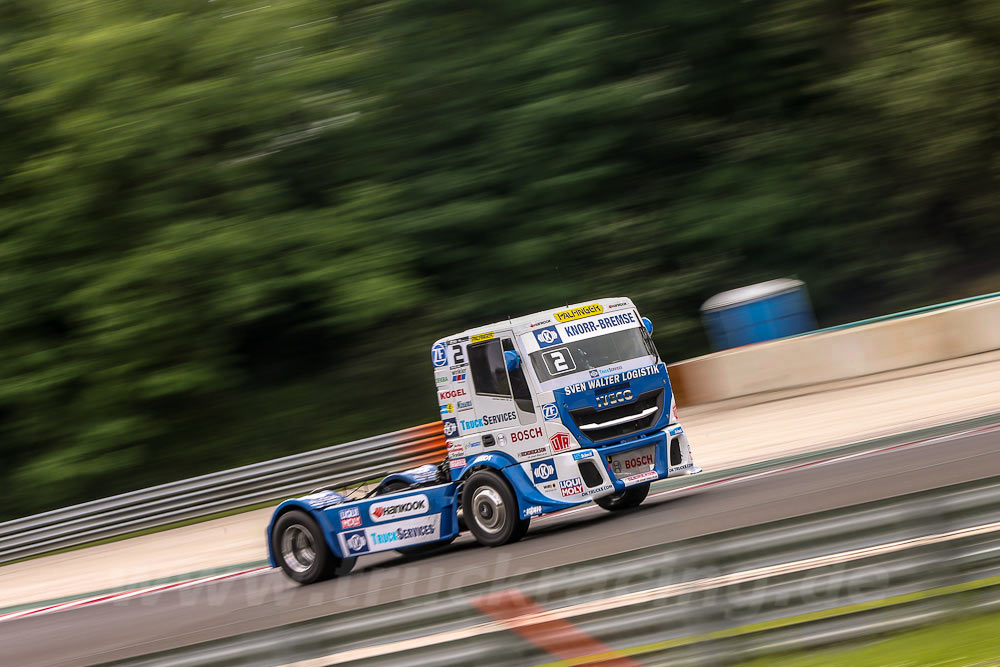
434 297 638 347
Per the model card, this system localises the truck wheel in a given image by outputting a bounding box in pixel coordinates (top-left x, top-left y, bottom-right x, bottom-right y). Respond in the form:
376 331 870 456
595 483 650 511
462 470 530 547
272 510 354 584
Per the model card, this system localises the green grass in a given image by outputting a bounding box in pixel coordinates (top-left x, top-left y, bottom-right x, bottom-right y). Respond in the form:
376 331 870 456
738 610 1000 667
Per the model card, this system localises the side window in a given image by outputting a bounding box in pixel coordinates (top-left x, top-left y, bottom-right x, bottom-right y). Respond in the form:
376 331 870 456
468 339 511 397
502 338 536 416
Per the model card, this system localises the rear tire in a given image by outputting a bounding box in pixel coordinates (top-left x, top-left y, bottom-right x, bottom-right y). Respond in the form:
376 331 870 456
462 470 530 546
272 510 355 584
594 483 650 511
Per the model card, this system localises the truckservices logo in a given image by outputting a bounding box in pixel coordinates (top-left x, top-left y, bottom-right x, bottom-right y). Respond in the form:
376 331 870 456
369 494 429 522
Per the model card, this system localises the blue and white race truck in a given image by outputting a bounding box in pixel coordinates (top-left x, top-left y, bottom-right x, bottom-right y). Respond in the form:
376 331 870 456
268 298 701 583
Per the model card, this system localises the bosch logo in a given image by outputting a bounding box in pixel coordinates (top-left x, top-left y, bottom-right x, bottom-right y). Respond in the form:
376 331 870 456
595 388 634 408
511 427 543 443
541 403 559 421
624 453 654 468
439 388 467 400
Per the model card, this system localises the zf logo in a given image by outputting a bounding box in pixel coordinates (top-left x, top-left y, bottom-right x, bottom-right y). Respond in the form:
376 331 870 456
531 458 557 482
541 403 559 421
432 343 447 367
533 326 563 348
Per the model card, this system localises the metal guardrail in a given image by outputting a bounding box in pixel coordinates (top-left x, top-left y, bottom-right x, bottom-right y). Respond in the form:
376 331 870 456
107 475 1000 666
0 422 445 564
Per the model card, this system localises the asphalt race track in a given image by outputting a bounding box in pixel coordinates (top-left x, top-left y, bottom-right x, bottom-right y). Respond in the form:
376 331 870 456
4 425 1000 666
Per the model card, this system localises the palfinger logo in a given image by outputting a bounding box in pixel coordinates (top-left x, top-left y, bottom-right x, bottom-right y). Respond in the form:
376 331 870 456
554 304 603 323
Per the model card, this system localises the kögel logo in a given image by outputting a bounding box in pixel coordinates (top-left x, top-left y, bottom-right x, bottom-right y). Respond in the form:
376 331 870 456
439 388 467 400
369 494 429 522
596 388 634 408
554 304 604 323
550 432 571 452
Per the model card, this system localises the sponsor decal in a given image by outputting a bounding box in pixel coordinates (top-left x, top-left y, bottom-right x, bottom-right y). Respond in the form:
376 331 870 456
532 326 563 348
622 470 658 487
431 343 447 367
449 457 467 469
597 365 624 376
541 403 559 421
524 505 543 517
607 302 630 309
440 404 453 415
669 462 694 472
470 332 495 343
440 388 467 400
669 426 683 436
531 458 557 483
572 450 594 461
446 336 469 345
541 347 577 375
456 400 473 411
361 515 441 552
343 530 369 554
460 411 517 430
554 304 604 323
442 418 459 438
583 483 614 497
563 364 660 395
550 432 572 453
473 454 495 464
562 312 636 339
541 481 558 492
518 447 548 458
369 494 429 522
511 427 543 443
303 490 345 509
596 388 634 409
529 318 552 328
468 440 482 448
559 477 584 497
450 344 466 365
452 372 467 382
447 440 464 457
339 507 362 530
589 370 599 378
612 451 654 474
435 375 449 385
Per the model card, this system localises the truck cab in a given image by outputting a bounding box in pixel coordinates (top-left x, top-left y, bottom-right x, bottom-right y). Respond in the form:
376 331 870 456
431 298 701 542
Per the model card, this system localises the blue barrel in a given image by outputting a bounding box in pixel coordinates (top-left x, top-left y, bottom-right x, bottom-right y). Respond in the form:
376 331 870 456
701 279 817 351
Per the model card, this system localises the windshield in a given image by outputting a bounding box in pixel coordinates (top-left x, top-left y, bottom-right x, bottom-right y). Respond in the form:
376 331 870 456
528 326 657 384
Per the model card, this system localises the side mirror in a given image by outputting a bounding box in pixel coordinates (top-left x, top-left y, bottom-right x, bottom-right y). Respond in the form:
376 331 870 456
642 317 654 335
504 350 521 371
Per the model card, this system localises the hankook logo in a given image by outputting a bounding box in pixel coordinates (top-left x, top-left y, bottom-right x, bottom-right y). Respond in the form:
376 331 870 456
369 494 429 522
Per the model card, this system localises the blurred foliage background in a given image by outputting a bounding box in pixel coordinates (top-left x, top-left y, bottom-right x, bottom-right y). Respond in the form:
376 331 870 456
2 0 1000 518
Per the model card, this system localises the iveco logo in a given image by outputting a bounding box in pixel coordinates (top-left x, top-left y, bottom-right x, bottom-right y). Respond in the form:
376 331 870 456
537 329 559 344
596 389 634 408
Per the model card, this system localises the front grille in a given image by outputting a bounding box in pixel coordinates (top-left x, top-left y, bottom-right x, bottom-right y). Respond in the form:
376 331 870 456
569 388 664 444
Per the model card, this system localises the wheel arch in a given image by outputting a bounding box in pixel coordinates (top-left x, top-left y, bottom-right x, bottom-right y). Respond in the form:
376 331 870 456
267 500 341 566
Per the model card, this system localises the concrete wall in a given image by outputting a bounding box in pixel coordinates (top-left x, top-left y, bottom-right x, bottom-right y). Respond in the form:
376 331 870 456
668 297 1000 406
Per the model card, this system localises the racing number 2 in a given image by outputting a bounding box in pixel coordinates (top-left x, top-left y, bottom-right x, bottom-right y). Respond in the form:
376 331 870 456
543 347 576 375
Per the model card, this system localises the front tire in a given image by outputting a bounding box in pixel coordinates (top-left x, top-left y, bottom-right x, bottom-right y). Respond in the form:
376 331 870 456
272 510 355 584
594 483 650 511
462 470 530 546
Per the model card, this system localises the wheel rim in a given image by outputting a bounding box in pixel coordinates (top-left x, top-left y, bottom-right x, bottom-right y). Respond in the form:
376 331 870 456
472 487 506 535
280 524 316 573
